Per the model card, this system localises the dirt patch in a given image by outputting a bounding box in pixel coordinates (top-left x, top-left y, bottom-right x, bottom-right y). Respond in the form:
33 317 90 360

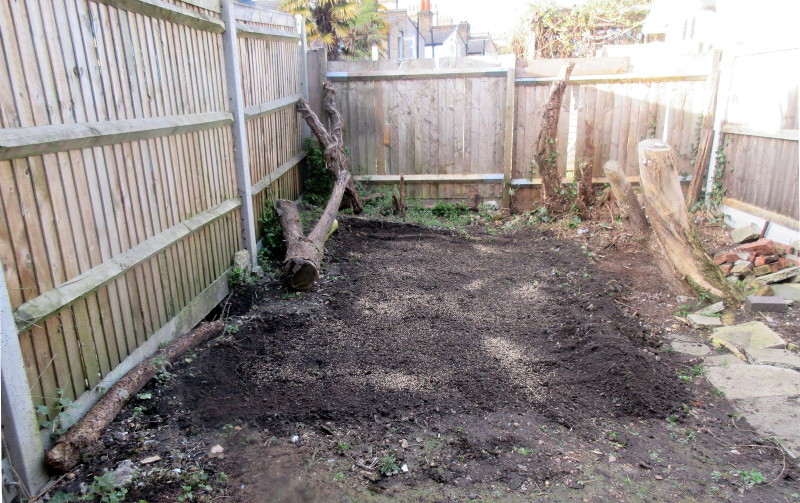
51 219 797 502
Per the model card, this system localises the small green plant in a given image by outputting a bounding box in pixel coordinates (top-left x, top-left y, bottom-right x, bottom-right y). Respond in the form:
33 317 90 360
136 392 152 400
738 469 767 486
514 447 534 456
337 441 351 451
712 388 725 396
257 200 286 265
84 471 130 503
678 364 706 382
228 266 256 289
333 472 347 481
709 138 731 208
378 454 400 475
224 324 239 335
431 201 470 219
649 449 663 463
37 388 74 437
674 304 692 316
302 138 334 206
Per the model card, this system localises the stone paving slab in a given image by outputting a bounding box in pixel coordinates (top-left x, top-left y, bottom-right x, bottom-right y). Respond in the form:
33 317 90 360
687 313 723 328
730 395 800 459
744 348 800 371
670 340 711 356
771 283 800 302
708 321 786 361
703 354 748 367
705 365 800 400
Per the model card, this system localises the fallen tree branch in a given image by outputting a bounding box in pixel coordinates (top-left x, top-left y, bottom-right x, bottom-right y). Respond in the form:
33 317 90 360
46 321 224 472
295 83 362 214
277 170 349 291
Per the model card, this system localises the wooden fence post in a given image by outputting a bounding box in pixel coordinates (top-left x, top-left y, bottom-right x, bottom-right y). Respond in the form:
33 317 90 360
1 264 50 499
501 55 516 210
221 0 258 266
704 49 733 208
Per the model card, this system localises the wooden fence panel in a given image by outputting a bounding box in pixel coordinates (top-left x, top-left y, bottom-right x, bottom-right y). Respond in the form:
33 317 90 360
723 134 799 220
712 47 799 221
238 21 304 236
0 0 302 429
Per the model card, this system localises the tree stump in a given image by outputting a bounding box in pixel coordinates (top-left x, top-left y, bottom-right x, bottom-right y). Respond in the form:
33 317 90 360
534 62 575 213
602 160 649 238
637 139 742 304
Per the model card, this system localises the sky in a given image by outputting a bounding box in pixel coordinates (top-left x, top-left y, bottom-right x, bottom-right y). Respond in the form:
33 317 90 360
381 0 583 36
429 0 533 35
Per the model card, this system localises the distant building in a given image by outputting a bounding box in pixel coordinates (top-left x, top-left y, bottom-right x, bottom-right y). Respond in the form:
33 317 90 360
384 9 425 60
380 0 496 60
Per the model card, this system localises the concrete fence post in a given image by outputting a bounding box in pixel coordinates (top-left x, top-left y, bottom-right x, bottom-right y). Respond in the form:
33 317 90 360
1 263 50 498
221 0 258 266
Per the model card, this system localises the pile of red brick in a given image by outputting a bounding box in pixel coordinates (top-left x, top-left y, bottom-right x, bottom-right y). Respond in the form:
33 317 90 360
714 238 800 279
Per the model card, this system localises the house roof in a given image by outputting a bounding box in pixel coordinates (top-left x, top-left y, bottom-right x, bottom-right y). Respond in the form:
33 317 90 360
383 9 411 26
421 25 460 45
467 37 492 54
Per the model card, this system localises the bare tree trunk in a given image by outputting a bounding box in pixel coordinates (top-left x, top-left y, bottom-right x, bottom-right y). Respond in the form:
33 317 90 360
534 63 575 213
574 121 595 217
296 82 362 214
392 175 406 216
602 160 650 238
277 171 349 291
637 139 742 304
46 321 224 472
685 129 713 207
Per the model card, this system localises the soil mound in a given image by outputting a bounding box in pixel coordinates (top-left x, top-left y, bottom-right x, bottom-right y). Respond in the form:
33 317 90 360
175 220 686 432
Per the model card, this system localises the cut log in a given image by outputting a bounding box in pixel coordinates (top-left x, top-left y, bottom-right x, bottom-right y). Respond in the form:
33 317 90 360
637 139 743 304
602 160 649 238
46 321 224 472
533 62 575 213
296 82 362 214
277 170 349 291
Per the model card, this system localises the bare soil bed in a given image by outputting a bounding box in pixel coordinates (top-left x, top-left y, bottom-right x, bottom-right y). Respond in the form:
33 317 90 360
51 219 797 502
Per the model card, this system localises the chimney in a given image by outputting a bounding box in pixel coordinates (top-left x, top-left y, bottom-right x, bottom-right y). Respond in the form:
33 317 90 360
418 0 433 35
457 21 470 43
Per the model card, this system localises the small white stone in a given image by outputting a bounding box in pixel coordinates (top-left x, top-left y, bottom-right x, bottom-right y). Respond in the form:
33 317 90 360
210 445 224 455
290 435 300 443
401 464 409 473
140 455 161 465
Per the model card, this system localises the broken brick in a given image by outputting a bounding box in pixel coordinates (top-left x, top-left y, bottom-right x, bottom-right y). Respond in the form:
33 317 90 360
714 252 740 265
754 256 766 267
769 261 786 273
736 238 776 255
720 263 734 275
754 264 771 276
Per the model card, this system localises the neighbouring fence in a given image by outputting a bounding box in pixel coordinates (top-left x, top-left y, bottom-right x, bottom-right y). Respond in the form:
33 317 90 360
328 51 799 225
711 46 799 229
0 0 306 497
